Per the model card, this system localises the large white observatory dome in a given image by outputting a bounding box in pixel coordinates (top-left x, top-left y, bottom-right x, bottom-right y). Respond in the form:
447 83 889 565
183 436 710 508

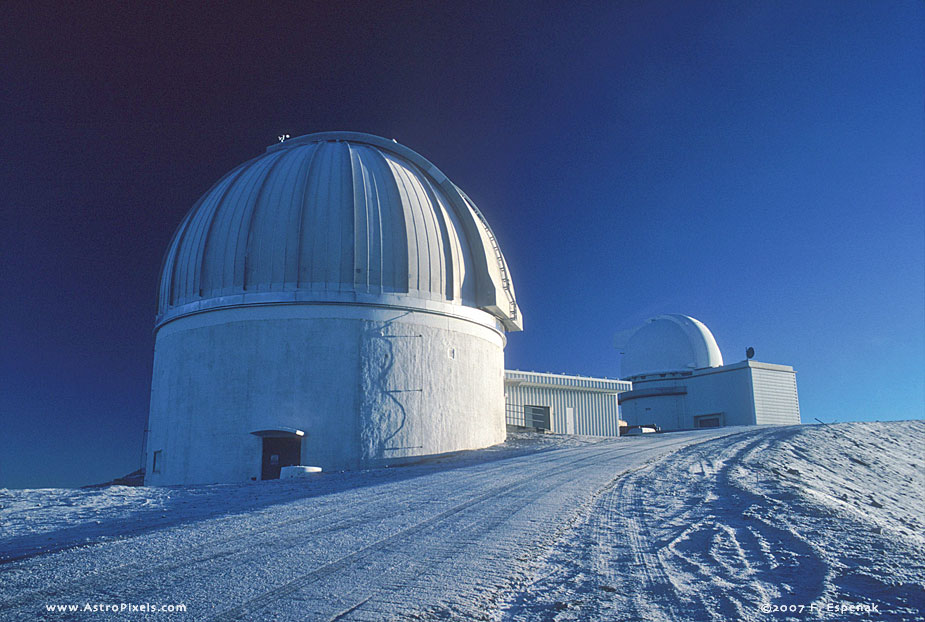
157 131 520 331
620 314 723 379
146 132 521 485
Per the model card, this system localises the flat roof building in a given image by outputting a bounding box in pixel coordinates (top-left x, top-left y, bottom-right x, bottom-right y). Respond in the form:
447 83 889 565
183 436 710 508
618 315 800 430
504 370 630 436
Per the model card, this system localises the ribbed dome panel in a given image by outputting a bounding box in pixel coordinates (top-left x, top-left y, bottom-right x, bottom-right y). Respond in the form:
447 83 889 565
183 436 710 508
157 133 521 330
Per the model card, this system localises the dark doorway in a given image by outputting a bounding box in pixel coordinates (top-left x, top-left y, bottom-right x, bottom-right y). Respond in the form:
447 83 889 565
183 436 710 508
261 437 302 480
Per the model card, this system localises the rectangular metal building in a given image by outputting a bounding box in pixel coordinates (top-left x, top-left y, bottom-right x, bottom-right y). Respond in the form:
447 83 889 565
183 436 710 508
504 370 631 436
618 360 800 430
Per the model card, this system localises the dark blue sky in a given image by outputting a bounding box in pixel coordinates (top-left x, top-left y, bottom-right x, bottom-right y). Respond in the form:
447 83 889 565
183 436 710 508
2 2 922 488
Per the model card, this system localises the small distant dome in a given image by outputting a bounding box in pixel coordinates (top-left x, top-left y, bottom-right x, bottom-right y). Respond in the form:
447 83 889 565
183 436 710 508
620 314 723 379
157 131 521 331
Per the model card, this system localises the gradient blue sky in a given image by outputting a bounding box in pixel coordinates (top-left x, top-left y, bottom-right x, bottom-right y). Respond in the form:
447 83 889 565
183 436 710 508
1 2 922 488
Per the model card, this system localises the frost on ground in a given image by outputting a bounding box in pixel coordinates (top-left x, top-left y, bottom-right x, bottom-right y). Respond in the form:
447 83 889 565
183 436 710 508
0 431 599 561
0 429 730 621
502 421 925 622
1 423 922 621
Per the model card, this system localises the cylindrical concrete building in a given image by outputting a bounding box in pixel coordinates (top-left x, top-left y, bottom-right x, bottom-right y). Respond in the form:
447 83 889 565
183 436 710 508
145 132 522 485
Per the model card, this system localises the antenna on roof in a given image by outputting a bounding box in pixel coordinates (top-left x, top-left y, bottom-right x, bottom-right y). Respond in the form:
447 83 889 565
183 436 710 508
278 134 290 143
746 346 755 360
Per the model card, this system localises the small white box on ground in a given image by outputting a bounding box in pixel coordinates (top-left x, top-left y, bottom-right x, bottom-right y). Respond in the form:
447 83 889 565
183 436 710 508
281 465 323 478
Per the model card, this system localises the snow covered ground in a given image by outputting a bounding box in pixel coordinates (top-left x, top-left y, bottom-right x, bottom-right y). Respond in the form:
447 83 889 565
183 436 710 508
1 422 922 621
502 421 924 621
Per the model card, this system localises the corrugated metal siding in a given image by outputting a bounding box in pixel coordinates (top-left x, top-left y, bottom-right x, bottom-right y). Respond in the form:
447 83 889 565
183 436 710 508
504 371 629 437
751 367 801 425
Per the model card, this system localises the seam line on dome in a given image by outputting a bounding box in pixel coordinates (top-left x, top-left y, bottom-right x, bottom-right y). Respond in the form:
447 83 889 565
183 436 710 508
166 161 245 309
195 161 255 298
388 156 423 294
241 149 290 293
350 143 363 290
223 152 278 295
292 143 320 289
272 146 307 288
418 173 456 301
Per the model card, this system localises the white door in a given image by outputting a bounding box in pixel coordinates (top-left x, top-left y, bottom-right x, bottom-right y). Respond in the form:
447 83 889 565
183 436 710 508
565 407 575 435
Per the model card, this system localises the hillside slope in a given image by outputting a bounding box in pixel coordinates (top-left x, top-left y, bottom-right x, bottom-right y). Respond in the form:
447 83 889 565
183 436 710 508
501 421 925 621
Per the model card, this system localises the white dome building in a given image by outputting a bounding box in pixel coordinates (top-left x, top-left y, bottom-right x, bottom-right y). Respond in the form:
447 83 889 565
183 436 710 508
618 315 800 431
621 314 723 379
145 132 522 485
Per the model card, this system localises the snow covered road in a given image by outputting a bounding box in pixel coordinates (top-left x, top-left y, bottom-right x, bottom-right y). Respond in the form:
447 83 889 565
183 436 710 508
2 429 736 621
3 422 922 621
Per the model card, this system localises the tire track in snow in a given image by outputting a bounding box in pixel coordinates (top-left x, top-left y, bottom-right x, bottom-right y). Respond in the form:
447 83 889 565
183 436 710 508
4 440 634 620
1 439 605 567
644 433 794 620
3 441 605 615
330 442 707 621
209 443 633 621
615 431 818 620
211 434 738 621
2 432 739 621
501 427 831 621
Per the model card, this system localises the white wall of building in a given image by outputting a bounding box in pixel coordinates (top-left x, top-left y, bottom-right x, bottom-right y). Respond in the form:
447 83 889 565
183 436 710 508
619 392 687 431
619 361 800 430
504 370 630 437
147 302 506 485
751 364 801 425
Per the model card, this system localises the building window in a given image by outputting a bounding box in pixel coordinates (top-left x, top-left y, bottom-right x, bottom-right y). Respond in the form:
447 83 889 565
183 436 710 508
524 405 551 431
152 450 163 474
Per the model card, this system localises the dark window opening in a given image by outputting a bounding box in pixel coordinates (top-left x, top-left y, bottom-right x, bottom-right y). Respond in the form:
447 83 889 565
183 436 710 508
524 405 551 431
695 414 722 428
152 450 162 473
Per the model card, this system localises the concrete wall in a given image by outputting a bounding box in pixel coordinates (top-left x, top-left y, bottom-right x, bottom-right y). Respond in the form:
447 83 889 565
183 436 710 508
685 365 756 427
146 303 506 485
619 392 687 431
